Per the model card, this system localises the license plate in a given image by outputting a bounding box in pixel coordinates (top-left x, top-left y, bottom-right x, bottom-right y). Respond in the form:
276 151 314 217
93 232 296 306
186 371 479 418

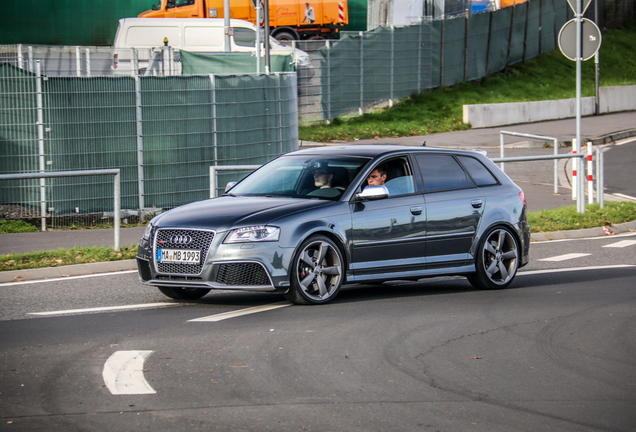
157 248 200 264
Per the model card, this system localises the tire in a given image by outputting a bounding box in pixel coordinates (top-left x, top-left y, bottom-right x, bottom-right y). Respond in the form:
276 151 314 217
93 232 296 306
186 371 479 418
274 31 296 46
284 235 344 305
158 286 210 300
468 226 519 290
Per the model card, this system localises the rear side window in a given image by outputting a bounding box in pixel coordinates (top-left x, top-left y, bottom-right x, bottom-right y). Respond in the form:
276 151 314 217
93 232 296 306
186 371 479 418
457 156 498 186
415 154 471 192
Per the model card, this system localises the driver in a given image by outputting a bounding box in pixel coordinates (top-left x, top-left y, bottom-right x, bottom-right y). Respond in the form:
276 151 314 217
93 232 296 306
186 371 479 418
367 166 387 186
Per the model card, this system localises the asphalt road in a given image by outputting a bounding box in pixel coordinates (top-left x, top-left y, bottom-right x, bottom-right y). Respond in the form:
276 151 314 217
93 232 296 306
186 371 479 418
1 233 635 431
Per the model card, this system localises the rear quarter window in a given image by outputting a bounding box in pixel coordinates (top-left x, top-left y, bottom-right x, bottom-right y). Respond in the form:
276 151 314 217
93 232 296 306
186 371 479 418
457 156 499 186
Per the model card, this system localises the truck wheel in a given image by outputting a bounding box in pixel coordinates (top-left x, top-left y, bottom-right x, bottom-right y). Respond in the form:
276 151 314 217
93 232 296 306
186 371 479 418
274 31 296 46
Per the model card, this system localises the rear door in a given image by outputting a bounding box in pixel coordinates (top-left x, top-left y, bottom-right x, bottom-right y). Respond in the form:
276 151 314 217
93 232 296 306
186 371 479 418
414 153 486 269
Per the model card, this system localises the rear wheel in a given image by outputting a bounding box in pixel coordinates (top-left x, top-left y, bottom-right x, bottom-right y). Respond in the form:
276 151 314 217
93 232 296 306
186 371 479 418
158 287 210 300
274 31 296 46
468 226 519 290
284 235 344 305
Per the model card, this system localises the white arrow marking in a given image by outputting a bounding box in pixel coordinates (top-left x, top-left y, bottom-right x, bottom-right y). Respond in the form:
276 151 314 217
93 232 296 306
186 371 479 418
188 301 292 322
538 253 591 262
103 350 156 395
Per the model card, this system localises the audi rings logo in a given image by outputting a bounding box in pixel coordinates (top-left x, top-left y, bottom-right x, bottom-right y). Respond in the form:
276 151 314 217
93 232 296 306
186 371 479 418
169 234 193 245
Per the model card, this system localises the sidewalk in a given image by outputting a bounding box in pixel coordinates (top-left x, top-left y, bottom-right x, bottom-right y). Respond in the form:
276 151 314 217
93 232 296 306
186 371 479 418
2 111 635 283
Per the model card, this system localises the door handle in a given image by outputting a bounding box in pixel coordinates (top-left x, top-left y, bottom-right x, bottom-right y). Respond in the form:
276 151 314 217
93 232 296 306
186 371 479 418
471 199 483 208
410 206 422 215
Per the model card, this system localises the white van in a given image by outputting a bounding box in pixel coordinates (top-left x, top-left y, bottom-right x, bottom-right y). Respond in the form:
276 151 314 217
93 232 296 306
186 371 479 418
112 18 312 75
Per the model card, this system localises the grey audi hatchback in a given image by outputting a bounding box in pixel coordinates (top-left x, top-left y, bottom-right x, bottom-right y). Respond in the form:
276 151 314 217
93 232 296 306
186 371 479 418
137 146 530 305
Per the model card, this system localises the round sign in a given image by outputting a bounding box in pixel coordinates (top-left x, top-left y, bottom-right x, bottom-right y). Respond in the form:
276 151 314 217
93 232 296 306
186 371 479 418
558 18 602 61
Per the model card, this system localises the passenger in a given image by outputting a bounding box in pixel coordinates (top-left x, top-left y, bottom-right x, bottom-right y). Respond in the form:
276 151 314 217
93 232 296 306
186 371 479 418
367 166 387 186
308 167 341 197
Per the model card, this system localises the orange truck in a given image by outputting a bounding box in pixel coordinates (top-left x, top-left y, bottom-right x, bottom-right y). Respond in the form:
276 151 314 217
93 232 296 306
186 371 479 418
139 0 348 42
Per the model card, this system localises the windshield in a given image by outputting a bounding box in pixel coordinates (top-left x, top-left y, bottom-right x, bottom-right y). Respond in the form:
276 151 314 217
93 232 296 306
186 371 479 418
227 155 370 200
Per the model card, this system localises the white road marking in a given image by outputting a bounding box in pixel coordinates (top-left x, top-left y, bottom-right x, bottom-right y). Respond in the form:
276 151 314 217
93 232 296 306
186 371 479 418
188 301 292 322
518 264 635 276
603 240 636 248
538 253 591 262
28 302 179 316
103 350 156 395
0 270 138 287
613 193 636 201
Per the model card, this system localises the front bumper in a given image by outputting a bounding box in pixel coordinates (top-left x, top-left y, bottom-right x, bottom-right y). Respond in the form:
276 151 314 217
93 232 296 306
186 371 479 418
137 227 294 293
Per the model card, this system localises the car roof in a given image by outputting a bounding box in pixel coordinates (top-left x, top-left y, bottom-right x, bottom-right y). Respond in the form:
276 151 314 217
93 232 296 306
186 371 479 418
287 145 484 159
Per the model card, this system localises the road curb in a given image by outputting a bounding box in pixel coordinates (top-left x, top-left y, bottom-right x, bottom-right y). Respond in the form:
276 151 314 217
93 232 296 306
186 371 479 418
0 259 137 284
531 220 636 242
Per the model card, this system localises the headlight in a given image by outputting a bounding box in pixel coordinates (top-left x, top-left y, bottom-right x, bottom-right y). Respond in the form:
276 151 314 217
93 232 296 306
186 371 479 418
142 222 154 240
225 226 280 243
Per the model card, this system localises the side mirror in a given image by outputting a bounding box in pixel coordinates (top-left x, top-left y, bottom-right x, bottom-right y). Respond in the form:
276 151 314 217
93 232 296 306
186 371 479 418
225 181 237 193
355 185 389 201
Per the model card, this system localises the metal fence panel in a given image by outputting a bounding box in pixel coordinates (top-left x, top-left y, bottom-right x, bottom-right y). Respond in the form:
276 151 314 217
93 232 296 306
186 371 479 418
0 61 298 225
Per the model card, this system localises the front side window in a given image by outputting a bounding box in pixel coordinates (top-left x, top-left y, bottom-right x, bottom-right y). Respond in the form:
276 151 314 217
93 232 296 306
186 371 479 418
416 154 472 192
362 157 416 196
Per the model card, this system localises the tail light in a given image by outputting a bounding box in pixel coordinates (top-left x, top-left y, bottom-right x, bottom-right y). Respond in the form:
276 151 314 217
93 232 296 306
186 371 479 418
519 191 526 206
113 53 118 69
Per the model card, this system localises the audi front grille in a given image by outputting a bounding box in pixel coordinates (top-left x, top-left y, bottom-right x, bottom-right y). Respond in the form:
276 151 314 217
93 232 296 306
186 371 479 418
154 229 215 276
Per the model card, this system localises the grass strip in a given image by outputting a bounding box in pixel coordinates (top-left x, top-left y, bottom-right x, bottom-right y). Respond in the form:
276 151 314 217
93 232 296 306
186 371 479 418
299 25 636 143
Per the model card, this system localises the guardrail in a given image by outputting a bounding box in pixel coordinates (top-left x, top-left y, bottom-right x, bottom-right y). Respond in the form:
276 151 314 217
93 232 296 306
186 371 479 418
499 131 560 194
492 148 605 214
0 169 121 250
209 165 261 198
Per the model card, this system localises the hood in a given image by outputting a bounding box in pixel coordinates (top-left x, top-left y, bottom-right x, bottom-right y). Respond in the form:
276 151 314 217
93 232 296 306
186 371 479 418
153 196 330 232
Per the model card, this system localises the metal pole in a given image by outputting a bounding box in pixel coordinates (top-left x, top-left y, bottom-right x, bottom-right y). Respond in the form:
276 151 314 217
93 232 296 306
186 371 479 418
598 147 604 208
134 75 145 213
553 138 559 194
264 0 270 73
594 0 600 115
576 0 584 213
499 132 505 171
85 48 91 77
210 75 218 168
224 0 231 53
359 31 364 116
76 46 81 77
389 26 394 108
114 172 121 251
326 40 331 122
35 61 46 231
256 1 262 74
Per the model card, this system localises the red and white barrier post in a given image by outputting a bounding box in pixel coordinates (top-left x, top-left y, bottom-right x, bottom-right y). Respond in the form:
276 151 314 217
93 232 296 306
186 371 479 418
587 141 594 204
572 138 577 200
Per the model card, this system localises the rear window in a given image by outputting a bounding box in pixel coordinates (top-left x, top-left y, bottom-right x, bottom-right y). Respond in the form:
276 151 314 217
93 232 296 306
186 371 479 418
457 156 498 186
415 154 471 191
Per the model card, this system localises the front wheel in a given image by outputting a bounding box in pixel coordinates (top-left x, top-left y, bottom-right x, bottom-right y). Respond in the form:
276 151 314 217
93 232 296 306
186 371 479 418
284 235 344 305
468 226 519 290
158 286 210 300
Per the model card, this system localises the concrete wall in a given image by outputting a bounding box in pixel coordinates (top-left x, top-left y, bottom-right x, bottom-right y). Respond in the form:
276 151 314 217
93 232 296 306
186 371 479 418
463 85 636 128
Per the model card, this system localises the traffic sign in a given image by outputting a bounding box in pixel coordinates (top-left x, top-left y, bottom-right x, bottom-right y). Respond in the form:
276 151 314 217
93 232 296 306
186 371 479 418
558 18 602 61
567 0 593 14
